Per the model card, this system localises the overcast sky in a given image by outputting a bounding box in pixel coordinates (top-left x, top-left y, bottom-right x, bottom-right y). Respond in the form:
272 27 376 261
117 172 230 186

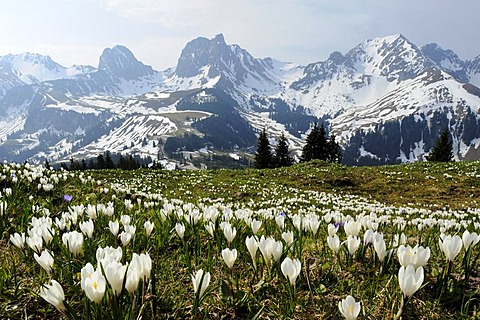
1 0 478 70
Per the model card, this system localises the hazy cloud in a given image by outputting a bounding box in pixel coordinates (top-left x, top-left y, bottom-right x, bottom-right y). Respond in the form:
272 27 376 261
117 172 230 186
0 1 479 69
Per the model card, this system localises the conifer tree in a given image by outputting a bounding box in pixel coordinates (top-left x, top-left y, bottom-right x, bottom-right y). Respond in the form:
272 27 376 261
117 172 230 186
96 154 106 169
273 132 294 167
301 122 342 163
300 123 328 162
254 128 273 169
88 159 95 169
427 127 454 162
80 159 87 170
326 133 343 163
105 151 115 169
117 154 127 169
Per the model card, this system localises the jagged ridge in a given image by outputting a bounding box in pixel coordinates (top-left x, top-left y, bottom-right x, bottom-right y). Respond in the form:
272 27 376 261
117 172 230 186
0 34 479 166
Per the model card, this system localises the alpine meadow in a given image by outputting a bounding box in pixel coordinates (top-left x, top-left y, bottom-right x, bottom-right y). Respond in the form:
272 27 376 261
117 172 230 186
1 14 480 319
1 159 480 319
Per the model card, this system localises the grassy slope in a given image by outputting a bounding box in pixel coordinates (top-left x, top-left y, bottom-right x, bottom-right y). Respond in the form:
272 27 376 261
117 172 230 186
92 160 480 210
2 160 480 319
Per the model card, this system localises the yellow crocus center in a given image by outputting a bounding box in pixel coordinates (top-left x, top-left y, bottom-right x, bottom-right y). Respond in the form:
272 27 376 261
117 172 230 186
349 306 353 314
93 281 97 290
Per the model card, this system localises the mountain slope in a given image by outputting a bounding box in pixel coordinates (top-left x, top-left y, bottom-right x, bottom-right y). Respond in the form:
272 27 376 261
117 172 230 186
0 34 479 166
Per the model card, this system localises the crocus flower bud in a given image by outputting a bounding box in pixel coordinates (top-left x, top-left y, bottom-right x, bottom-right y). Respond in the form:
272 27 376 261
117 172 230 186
281 257 301 287
192 269 210 300
439 235 462 261
245 236 258 269
175 223 185 239
221 248 238 269
40 280 66 311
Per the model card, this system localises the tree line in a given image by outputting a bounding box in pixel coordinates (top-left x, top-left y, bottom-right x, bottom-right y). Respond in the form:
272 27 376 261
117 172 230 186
254 123 454 169
48 126 454 172
55 152 162 171
254 122 342 169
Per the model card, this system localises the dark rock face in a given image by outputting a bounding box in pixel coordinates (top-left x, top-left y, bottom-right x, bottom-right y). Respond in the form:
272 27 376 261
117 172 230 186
99 45 155 81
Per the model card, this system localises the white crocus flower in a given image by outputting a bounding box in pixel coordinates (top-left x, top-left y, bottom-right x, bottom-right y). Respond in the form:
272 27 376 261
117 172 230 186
108 220 120 237
34 249 54 274
175 223 185 239
327 235 341 254
192 269 210 300
223 223 237 245
245 236 259 270
221 248 238 269
338 295 361 320
10 232 25 249
80 219 94 239
346 235 361 256
104 261 127 296
398 265 424 298
39 280 66 312
280 257 301 287
144 220 154 237
83 269 106 304
439 235 462 261
462 230 479 250
251 219 262 235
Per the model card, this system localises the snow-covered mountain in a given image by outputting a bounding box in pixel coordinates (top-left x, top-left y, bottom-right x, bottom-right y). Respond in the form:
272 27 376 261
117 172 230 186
0 34 480 166
0 53 96 97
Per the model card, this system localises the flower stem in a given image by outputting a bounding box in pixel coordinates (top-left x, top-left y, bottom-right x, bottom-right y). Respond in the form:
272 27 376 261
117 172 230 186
393 294 405 320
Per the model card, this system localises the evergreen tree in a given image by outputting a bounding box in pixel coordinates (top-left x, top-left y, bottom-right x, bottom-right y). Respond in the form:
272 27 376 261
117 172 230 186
69 158 81 171
96 154 106 169
80 159 87 170
273 132 294 167
427 127 454 162
105 151 115 169
326 133 343 163
300 123 328 162
88 159 95 169
301 122 342 163
300 124 317 162
117 154 127 169
254 128 273 169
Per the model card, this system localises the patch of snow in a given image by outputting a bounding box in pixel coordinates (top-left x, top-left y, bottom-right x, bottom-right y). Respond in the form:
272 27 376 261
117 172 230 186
44 102 102 115
229 153 240 160
68 115 177 160
0 116 26 141
359 146 380 160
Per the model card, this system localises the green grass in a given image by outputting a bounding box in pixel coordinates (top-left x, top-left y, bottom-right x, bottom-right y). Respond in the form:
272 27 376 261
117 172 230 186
90 160 480 210
0 160 479 319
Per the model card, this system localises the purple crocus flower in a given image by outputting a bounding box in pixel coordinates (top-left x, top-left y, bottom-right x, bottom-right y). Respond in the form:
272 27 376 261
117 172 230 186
63 194 73 203
335 222 345 229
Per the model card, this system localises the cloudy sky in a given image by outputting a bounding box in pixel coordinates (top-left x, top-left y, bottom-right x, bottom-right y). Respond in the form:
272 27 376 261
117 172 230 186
0 0 478 70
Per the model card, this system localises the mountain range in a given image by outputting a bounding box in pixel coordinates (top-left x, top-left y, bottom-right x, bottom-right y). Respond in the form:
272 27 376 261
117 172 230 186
1 33 480 166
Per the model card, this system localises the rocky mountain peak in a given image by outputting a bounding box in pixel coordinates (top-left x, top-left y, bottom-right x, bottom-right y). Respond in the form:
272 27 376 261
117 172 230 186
347 34 432 81
98 45 154 81
175 34 229 78
172 33 276 91
421 43 467 82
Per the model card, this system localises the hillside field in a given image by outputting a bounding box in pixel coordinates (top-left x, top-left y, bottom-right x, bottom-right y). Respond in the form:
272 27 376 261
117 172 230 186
1 160 480 319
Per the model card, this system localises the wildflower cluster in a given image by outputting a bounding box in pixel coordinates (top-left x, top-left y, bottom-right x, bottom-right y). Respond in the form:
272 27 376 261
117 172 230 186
2 162 480 318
